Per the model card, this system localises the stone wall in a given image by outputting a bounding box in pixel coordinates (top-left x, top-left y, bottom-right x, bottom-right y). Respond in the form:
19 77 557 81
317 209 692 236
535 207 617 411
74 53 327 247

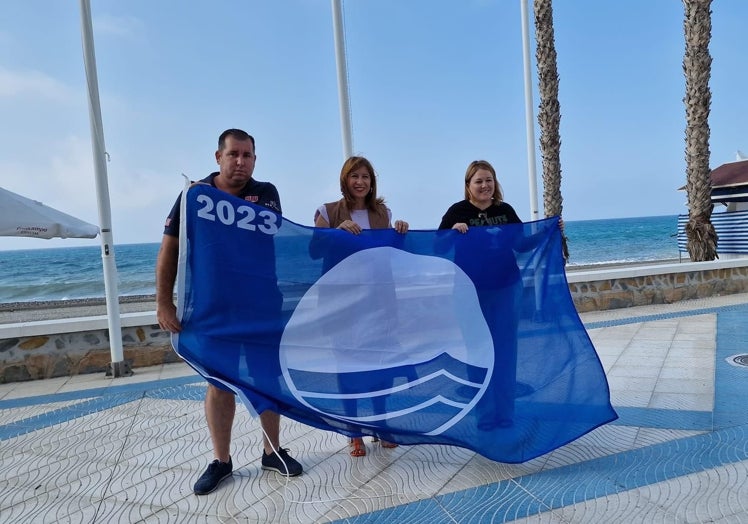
2 258 748 383
0 321 179 383
569 263 748 312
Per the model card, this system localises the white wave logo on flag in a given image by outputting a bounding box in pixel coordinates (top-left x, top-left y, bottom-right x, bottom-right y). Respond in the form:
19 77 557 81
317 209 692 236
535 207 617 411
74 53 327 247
279 247 493 435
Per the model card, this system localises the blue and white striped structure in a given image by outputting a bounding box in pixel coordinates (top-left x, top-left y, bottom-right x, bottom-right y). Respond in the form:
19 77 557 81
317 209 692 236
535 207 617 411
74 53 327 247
678 210 748 255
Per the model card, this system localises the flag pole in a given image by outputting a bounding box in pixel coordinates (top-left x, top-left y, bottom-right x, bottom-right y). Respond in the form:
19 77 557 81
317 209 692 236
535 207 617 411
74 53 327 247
520 0 545 317
79 0 129 378
331 0 354 159
520 0 540 220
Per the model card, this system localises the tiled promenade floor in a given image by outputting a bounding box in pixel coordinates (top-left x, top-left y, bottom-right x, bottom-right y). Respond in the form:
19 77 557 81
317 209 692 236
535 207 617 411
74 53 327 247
2 293 748 523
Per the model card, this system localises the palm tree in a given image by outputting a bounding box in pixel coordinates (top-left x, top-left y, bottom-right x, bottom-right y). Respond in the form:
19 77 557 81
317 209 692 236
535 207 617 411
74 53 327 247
683 0 717 261
533 0 568 260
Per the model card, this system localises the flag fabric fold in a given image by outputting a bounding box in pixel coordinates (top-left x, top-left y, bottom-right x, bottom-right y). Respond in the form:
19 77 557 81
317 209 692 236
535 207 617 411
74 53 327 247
174 184 617 463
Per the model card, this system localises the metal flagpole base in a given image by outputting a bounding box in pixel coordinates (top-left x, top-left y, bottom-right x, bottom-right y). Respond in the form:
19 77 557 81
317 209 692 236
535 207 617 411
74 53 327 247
106 360 133 378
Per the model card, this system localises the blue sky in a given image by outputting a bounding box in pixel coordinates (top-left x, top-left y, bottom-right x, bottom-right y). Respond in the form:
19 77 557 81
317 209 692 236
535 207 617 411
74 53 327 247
1 0 747 250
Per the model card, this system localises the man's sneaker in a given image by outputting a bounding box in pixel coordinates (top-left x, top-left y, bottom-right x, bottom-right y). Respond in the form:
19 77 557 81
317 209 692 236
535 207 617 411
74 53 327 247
193 457 233 495
261 448 303 477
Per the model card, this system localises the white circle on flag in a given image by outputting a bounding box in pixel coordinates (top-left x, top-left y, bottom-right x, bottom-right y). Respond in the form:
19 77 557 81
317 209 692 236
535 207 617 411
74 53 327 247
279 247 493 435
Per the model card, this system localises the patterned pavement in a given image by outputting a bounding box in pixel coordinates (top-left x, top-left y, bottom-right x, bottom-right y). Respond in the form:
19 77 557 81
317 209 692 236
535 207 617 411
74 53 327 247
1 293 748 523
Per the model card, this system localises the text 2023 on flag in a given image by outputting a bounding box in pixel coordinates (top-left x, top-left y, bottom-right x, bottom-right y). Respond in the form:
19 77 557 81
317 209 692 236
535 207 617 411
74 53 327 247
174 184 617 463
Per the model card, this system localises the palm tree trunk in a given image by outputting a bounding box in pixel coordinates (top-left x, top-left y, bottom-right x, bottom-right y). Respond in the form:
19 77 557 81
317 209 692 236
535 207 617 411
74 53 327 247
683 0 717 261
534 0 568 260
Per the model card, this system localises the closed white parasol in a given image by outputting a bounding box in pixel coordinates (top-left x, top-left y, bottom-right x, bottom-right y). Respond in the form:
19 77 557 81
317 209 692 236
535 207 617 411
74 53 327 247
0 186 99 239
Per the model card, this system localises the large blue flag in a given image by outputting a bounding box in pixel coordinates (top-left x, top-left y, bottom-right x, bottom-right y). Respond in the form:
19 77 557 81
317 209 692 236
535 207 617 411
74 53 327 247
174 184 617 463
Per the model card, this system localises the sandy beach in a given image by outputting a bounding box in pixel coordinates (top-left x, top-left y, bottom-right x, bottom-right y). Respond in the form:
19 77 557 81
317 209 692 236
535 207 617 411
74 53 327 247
0 295 158 324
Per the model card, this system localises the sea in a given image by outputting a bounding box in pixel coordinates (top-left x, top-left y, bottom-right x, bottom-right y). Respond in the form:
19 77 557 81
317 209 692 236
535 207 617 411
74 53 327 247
0 215 682 304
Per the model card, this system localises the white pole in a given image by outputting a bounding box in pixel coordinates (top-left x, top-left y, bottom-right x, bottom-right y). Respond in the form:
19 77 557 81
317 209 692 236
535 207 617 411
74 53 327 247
520 0 544 317
79 0 128 377
520 0 540 220
331 0 354 159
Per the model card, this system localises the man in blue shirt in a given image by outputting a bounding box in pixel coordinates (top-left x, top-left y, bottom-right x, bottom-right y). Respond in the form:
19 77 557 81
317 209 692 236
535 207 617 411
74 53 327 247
156 128 303 495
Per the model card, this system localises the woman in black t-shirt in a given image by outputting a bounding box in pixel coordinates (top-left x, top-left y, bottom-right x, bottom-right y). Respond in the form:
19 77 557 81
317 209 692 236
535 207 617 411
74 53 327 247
438 160 523 430
439 160 522 231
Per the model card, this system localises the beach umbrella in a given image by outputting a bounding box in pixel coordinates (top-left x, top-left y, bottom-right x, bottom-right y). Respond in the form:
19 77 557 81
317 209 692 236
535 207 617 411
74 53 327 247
0 186 99 239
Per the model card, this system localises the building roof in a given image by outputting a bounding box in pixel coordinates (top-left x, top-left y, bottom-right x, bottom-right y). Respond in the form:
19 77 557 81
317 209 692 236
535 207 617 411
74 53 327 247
709 159 748 189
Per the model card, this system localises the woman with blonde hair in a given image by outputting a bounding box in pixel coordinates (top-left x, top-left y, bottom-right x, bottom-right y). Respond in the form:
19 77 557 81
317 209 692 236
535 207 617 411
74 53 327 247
438 159 524 430
438 160 521 232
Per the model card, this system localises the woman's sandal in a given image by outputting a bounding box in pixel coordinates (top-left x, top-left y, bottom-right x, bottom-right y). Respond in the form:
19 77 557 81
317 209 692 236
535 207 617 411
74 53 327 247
349 437 366 457
372 437 398 448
